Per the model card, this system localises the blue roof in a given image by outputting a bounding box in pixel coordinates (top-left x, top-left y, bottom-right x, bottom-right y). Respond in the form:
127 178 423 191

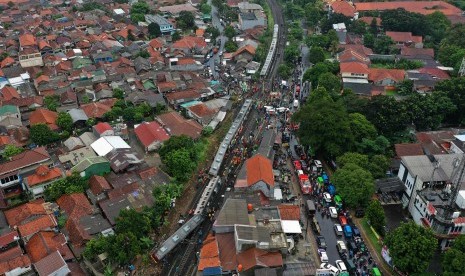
180 100 202 108
203 267 222 276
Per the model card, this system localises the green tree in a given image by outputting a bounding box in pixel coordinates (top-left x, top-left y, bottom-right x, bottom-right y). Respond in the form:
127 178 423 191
224 40 238 52
148 22 161 38
44 95 59 112
308 46 325 64
363 33 375 49
130 13 145 24
115 209 151 239
357 135 390 156
349 113 377 142
2 145 24 159
172 31 181 41
385 222 437 274
108 233 141 265
164 149 197 181
278 64 292 79
7 1 14 8
404 92 456 130
30 124 60 146
224 26 236 39
292 87 354 157
336 152 369 169
434 78 465 125
45 174 89 201
122 106 136 122
56 112 73 132
373 35 394 54
284 43 300 64
368 154 390 179
113 88 125 99
366 200 386 236
200 3 212 14
317 72 341 97
442 235 465 275
305 5 323 28
177 11 195 30
363 95 409 137
130 1 149 14
303 62 329 87
396 79 414 95
205 26 220 40
332 163 374 208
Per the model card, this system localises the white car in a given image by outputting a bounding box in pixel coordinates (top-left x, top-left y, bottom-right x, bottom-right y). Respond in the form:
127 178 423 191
329 207 338 218
320 263 340 275
334 223 343 236
314 160 323 168
318 249 329 263
335 260 348 273
324 192 332 203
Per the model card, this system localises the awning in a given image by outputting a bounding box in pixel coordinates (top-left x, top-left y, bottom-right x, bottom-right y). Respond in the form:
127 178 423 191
281 220 302 234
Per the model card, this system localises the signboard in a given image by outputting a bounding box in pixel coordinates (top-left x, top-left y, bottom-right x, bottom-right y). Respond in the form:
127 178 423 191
382 245 393 266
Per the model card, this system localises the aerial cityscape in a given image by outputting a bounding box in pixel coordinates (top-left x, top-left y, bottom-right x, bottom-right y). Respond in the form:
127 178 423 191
1 0 465 275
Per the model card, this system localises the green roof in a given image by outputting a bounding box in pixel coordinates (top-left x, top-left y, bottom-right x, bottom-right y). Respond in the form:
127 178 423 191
143 80 156 90
0 105 18 116
72 57 93 69
72 156 109 172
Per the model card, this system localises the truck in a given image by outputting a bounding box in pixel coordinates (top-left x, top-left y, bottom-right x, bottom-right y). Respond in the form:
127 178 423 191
300 174 311 195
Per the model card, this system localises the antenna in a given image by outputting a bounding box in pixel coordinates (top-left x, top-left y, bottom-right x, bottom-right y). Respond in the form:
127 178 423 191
444 155 465 221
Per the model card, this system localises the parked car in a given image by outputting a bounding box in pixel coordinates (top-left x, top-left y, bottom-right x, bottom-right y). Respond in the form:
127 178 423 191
320 263 339 275
329 207 338 218
334 224 343 236
318 249 329 263
339 215 348 226
316 235 327 249
352 226 361 237
335 260 348 273
336 240 347 256
323 192 332 203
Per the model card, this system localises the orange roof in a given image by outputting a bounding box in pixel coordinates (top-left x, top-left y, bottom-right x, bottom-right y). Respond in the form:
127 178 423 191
196 28 205 37
198 234 220 271
236 247 283 271
19 33 36 47
29 108 58 130
26 165 63 187
81 102 112 119
385 31 422 43
56 193 93 219
340 62 369 74
246 154 274 187
331 1 356 17
368 68 405 83
148 38 163 49
188 103 216 117
172 36 207 49
234 45 256 56
0 246 31 275
0 57 15 68
277 204 301 220
17 215 57 238
177 58 196 65
355 1 462 16
4 199 46 226
0 86 20 101
25 231 73 263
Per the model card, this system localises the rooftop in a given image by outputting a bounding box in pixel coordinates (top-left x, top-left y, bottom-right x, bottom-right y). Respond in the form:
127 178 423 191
355 1 462 16
215 199 250 227
401 154 464 183
34 251 69 276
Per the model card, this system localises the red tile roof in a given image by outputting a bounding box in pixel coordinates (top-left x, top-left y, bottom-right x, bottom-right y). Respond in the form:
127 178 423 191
26 165 63 187
0 246 31 275
29 108 58 130
157 111 202 139
331 1 356 17
0 230 19 247
25 231 73 263
33 250 67 276
198 234 220 271
216 233 237 271
246 154 274 187
0 57 15 68
56 193 93 219
81 102 112 119
401 47 434 59
234 45 256 57
172 36 207 50
277 204 301 220
395 143 424 157
0 86 20 101
93 122 113 134
135 121 170 148
368 68 405 83
386 31 422 43
418 67 450 80
4 199 47 226
340 62 369 74
89 175 111 195
236 247 283 271
17 215 57 238
0 147 50 178
355 1 462 16
188 103 216 117
19 33 37 47
148 38 163 49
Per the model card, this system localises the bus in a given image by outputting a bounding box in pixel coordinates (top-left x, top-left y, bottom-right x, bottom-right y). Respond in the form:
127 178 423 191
307 200 316 217
300 174 311 194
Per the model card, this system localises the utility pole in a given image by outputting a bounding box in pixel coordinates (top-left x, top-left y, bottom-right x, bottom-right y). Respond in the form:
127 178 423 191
459 57 465 77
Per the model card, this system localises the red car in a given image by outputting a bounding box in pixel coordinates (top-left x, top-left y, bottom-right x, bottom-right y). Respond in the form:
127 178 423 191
293 160 302 170
339 215 348 226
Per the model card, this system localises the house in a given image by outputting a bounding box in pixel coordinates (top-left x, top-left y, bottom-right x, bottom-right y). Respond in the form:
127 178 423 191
156 111 203 139
18 34 43 68
0 105 20 122
340 62 369 80
29 108 58 130
25 231 73 263
72 156 111 178
197 234 220 272
93 122 114 138
34 251 70 276
80 102 113 119
233 45 256 62
134 56 152 74
145 14 175 34
397 154 465 249
187 103 217 126
91 136 131 156
354 1 462 17
0 147 51 207
337 49 371 64
0 86 20 101
385 31 423 48
67 108 88 126
134 121 170 152
65 213 113 252
415 130 456 155
63 137 85 151
105 148 144 173
4 199 57 241
158 3 198 17
401 47 435 60
239 12 266 31
330 1 358 19
368 68 405 86
0 244 32 276
236 247 283 273
235 154 275 198
24 165 64 199
172 36 208 55
88 175 112 203
213 199 250 233
98 196 132 225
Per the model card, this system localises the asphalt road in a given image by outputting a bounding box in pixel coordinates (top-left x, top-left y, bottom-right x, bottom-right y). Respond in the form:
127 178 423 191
207 0 225 78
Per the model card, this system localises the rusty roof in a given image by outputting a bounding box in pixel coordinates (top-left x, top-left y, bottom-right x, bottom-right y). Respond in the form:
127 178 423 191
246 154 274 187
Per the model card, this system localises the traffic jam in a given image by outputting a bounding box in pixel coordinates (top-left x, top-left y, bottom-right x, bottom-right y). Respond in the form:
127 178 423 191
289 144 382 276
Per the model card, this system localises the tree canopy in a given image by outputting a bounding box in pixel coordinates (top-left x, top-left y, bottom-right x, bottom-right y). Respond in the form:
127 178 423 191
177 11 195 31
148 22 162 38
45 173 89 201
442 235 465 275
332 163 374 208
366 200 386 236
2 145 24 159
385 222 436 274
30 124 60 146
56 112 74 132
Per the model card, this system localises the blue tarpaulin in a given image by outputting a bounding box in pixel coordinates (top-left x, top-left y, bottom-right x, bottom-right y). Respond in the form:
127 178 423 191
203 267 222 276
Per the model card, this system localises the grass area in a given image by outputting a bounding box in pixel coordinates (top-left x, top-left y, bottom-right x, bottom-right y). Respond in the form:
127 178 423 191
385 90 398 96
361 218 383 254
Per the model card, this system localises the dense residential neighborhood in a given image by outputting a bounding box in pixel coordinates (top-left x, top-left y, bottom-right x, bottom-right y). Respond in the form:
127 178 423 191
1 0 465 275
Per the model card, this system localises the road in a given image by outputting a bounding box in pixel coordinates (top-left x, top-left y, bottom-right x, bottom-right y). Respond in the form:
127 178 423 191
207 0 225 78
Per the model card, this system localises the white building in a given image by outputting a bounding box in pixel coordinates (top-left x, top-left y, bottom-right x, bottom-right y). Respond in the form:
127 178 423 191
90 136 131 156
